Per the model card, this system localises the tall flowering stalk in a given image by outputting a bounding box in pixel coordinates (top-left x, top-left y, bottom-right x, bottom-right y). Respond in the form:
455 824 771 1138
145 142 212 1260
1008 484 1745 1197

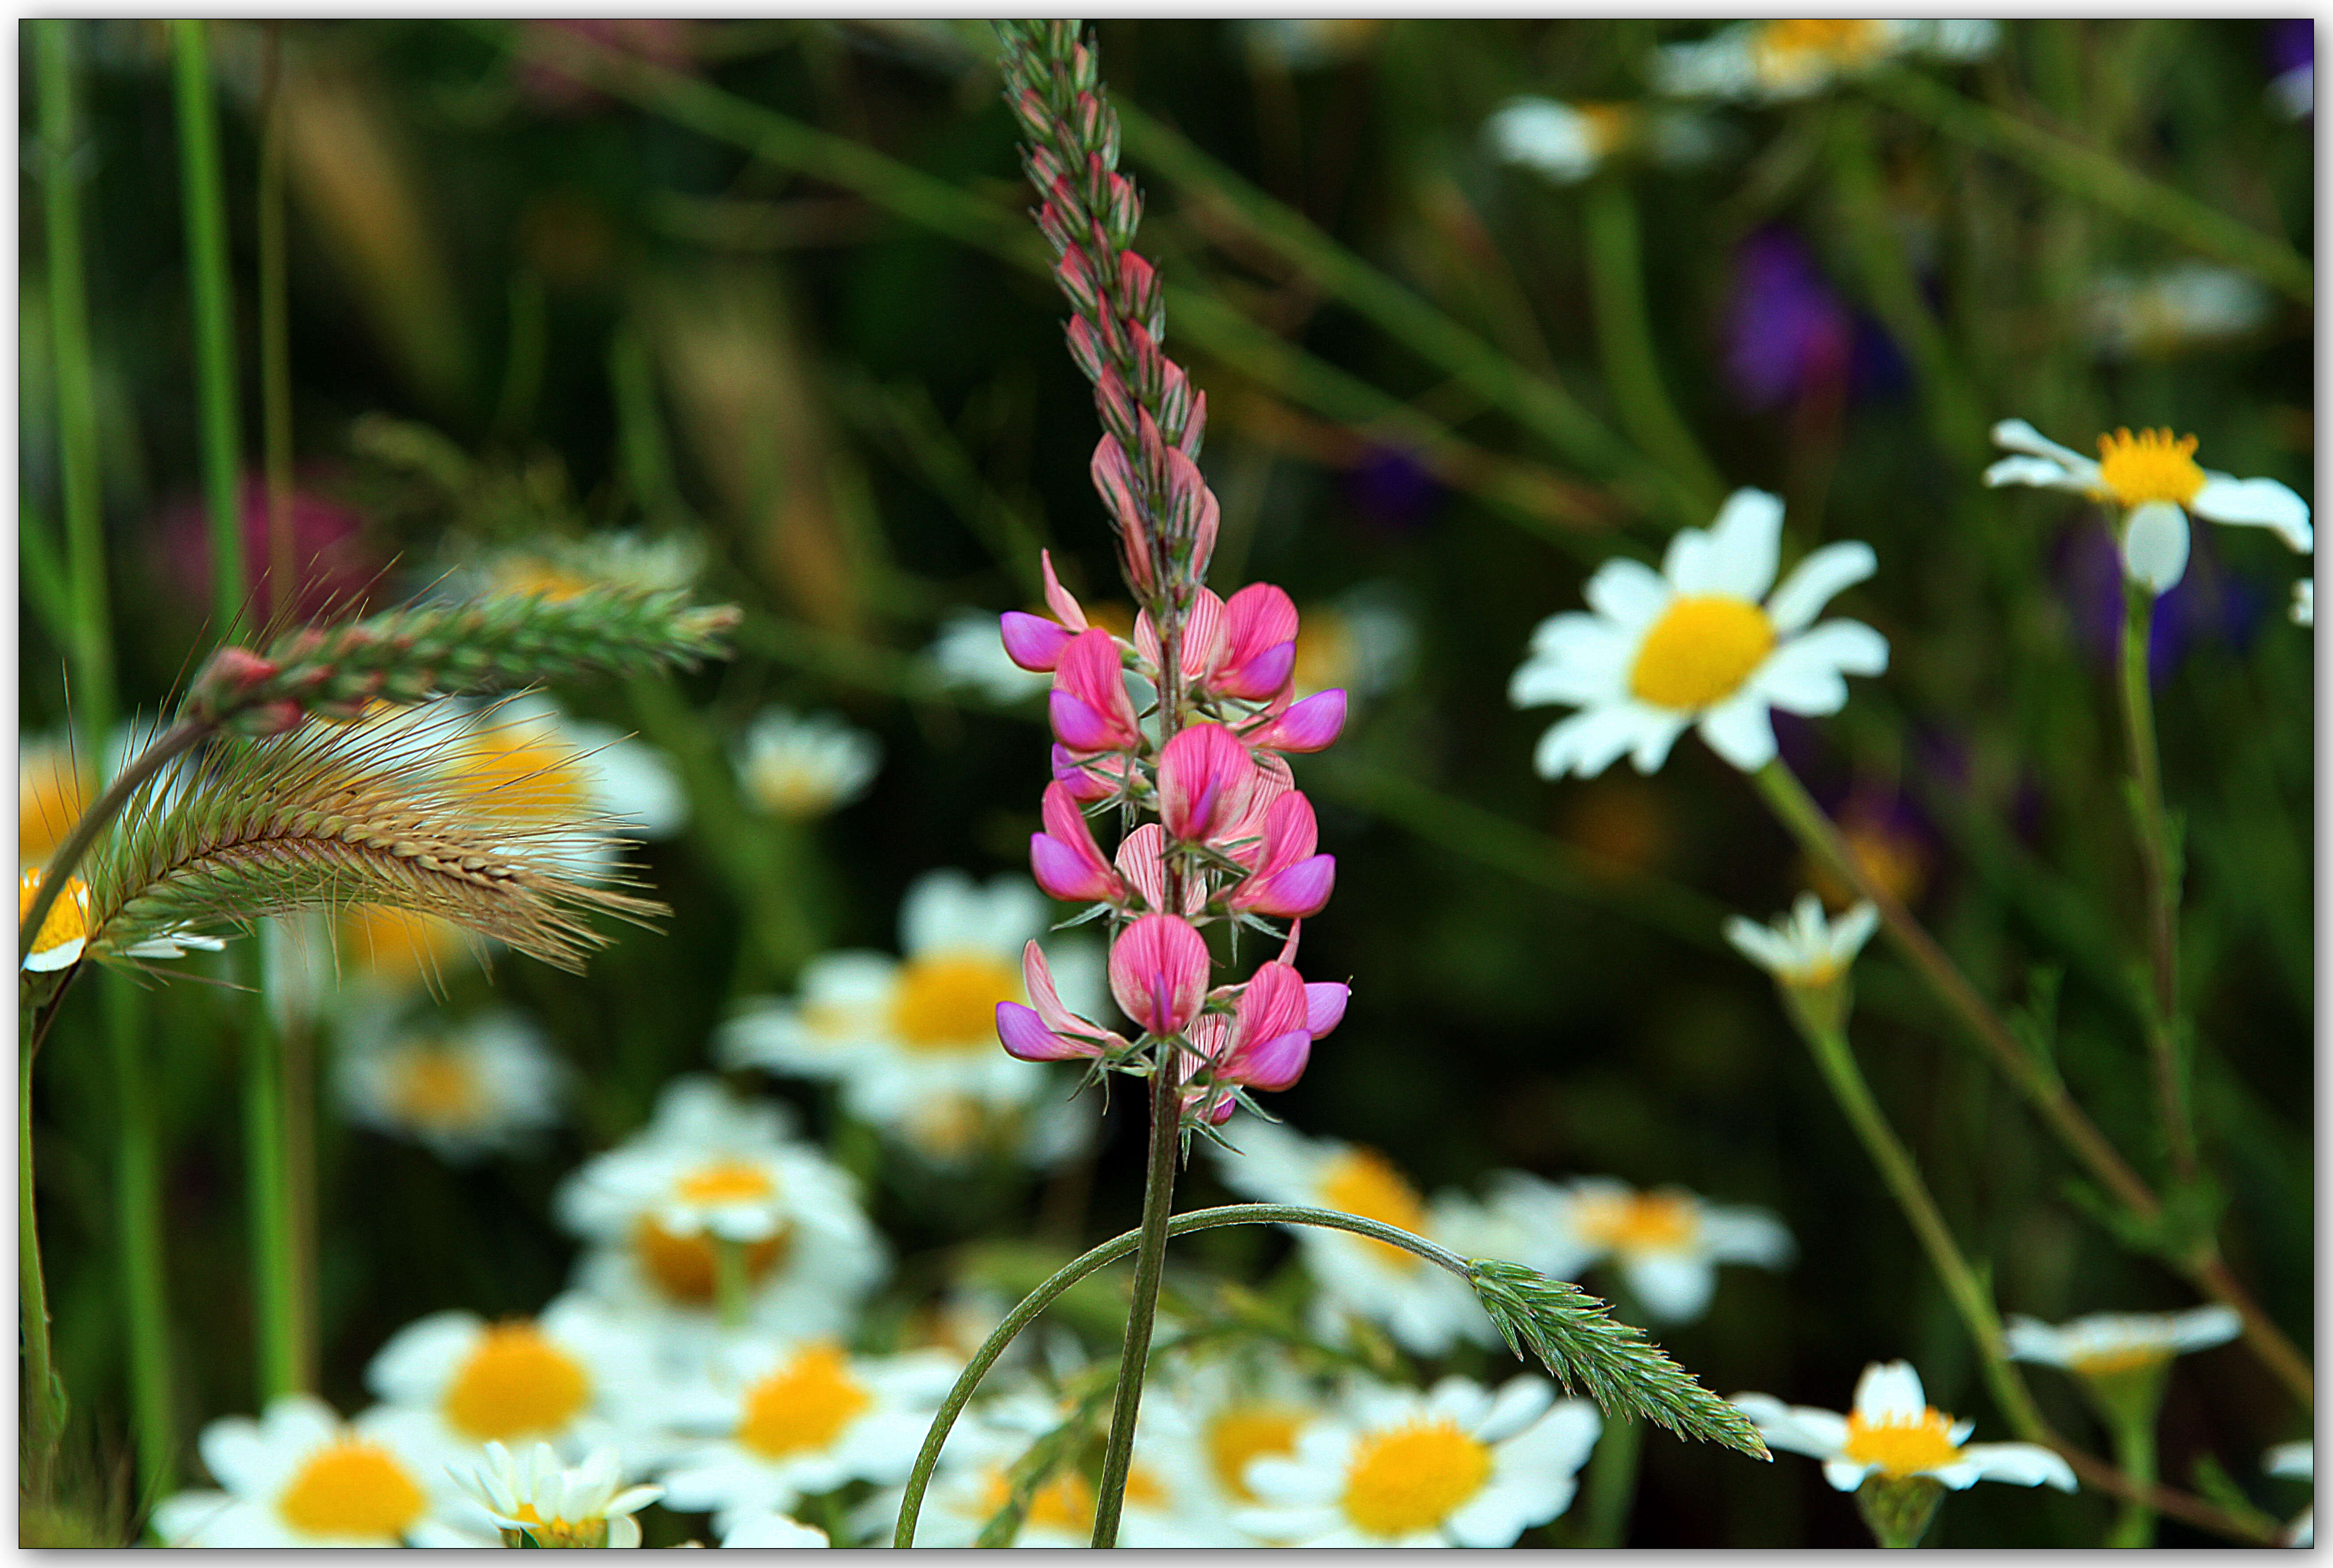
993 20 1347 1542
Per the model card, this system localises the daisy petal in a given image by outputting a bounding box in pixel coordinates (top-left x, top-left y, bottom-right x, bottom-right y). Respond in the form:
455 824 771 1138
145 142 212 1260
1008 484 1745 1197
1583 557 1675 630
1670 488 1784 598
1623 1252 1718 1323
1766 541 1876 633
1936 1442 2079 1492
2191 474 2313 552
1534 705 1649 779
1853 1361 1928 1424
1753 620 1888 715
1696 690 1777 771
1989 418 2093 468
1733 1395 1849 1461
1983 455 2094 492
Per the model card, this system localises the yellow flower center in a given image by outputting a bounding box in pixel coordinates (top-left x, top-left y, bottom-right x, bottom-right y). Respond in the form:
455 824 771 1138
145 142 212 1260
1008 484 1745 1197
675 1159 778 1206
632 1216 790 1304
19 868 91 966
2093 428 2205 509
890 952 1023 1053
1207 1405 1308 1502
451 728 591 821
491 559 596 604
441 1322 592 1443
1576 103 1635 156
974 1463 1164 1534
1754 19 1887 74
387 1047 484 1133
737 1343 872 1460
1319 1148 1432 1272
1841 1407 1963 1478
1292 612 1355 699
275 1440 428 1541
1628 596 1776 712
1340 1419 1494 1537
1572 1189 1701 1255
19 751 91 864
2067 1345 2174 1378
745 757 843 817
339 907 469 987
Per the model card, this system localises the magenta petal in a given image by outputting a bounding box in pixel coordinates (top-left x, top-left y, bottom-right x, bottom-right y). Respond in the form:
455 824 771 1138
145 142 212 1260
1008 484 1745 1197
1241 854 1336 918
1158 723 1256 844
1048 691 1123 753
1217 640 1296 702
1259 791 1319 869
1052 745 1116 802
1108 913 1209 1035
1222 582 1298 661
1031 834 1114 902
1000 612 1072 673
1257 689 1346 754
1039 549 1088 631
1304 981 1349 1037
1242 1029 1313 1092
998 1002 1087 1061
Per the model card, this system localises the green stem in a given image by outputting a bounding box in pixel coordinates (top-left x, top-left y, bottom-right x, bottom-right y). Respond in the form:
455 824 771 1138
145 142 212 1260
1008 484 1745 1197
2105 1408 2157 1548
2117 584 2194 1180
1580 176 1723 512
172 17 247 634
258 27 294 623
19 1021 67 1469
104 976 178 1497
240 961 304 1402
1089 1061 1181 1547
712 1236 750 1330
1575 1411 1643 1547
894 1202 1470 1548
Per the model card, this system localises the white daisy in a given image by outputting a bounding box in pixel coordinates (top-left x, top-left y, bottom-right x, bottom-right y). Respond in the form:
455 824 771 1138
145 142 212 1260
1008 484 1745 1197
2267 1442 2311 1548
1985 419 2312 593
1139 1347 1341 1539
1509 488 1887 778
1207 1119 1505 1357
1725 894 1881 990
553 1076 888 1348
148 1394 489 1547
455 1440 664 1547
441 692 686 879
927 609 1051 704
1735 1360 2078 1494
1486 97 1722 186
1493 1173 1794 1325
652 1339 960 1532
334 1006 566 1162
360 1296 663 1479
720 1508 832 1547
1237 1374 1601 1547
2003 1305 2241 1378
1653 19 1997 104
735 707 881 818
718 871 1104 1167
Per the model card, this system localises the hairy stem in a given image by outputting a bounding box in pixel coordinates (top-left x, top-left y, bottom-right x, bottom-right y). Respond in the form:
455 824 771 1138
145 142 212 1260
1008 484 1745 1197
1091 1059 1181 1546
2117 584 2194 1180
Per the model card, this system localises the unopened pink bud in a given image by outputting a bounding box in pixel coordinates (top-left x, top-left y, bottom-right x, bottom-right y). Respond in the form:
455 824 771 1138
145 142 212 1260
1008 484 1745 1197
1250 689 1346 754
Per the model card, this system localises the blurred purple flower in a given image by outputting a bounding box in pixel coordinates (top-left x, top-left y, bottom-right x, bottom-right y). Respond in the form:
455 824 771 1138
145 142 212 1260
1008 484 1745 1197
2266 20 2313 119
1724 228 1906 410
2057 521 2270 685
1341 443 1443 532
162 476 383 625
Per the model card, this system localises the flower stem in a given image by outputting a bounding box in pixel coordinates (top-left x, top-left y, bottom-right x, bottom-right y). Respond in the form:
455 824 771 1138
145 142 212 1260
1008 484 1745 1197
2117 584 2195 1181
171 17 248 634
104 976 178 1495
19 1018 67 1469
240 962 306 1401
257 23 296 622
2104 1406 2158 1548
713 1236 750 1330
1574 1411 1642 1547
1088 1061 1182 1547
894 1202 1470 1548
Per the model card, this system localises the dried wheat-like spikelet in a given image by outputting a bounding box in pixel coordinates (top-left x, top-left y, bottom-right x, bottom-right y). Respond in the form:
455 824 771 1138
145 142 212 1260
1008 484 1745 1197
80 699 665 973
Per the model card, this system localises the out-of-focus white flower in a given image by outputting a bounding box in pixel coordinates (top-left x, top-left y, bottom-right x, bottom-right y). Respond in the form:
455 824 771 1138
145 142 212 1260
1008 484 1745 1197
735 708 881 818
720 871 1103 1169
2293 579 2312 627
1293 586 1418 704
480 530 708 601
1237 1375 1601 1547
455 1440 664 1547
1987 420 2313 594
150 1394 488 1547
555 1076 888 1347
720 1508 832 1547
652 1340 959 1533
1725 894 1880 990
334 1007 566 1162
1493 1173 1793 1324
2086 265 2272 360
2269 61 2313 120
1208 1119 1505 1356
1486 97 1724 185
2003 1305 2241 1378
1139 1348 1340 1537
2267 1442 2311 1547
1654 19 1997 104
443 693 686 874
1238 18 1383 70
1736 1360 2078 1494
927 610 1051 704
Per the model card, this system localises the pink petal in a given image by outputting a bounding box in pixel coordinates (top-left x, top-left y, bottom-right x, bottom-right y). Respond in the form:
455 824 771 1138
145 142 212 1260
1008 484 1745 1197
1052 744 1117 802
1108 913 1210 1036
1158 724 1257 845
1049 691 1123 754
1032 833 1117 902
1304 981 1349 1037
1222 583 1300 662
1238 1029 1313 1092
1020 940 1079 1034
1250 689 1346 754
1236 962 1310 1044
1000 612 1072 673
1235 854 1336 918
1217 640 1296 702
997 1001 1094 1061
1039 549 1089 631
1258 791 1319 872
1053 628 1139 748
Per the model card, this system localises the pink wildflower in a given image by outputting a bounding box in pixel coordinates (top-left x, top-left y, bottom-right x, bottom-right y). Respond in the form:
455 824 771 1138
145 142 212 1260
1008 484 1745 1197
1114 825 1206 916
996 941 1131 1064
1246 687 1348 755
1049 627 1142 755
1227 791 1337 918
1157 723 1260 848
1184 954 1350 1122
999 550 1093 673
1109 913 1210 1037
1029 782 1132 904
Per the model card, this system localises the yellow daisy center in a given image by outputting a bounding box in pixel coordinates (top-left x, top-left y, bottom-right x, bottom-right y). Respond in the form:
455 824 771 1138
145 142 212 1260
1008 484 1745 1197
491 559 596 604
441 1321 592 1442
1571 1189 1700 1255
890 952 1023 1052
275 1440 428 1540
745 757 842 817
1841 1406 1962 1478
19 751 91 864
675 1159 777 1206
2093 428 2205 509
1319 1148 1432 1272
339 906 468 988
1754 19 1887 74
632 1216 790 1304
387 1047 484 1133
737 1343 872 1460
1292 612 1355 699
451 727 591 820
19 868 92 964
1628 596 1776 711
1340 1419 1494 1537
2067 1344 2174 1377
1576 103 1634 156
1207 1405 1308 1502
975 1463 1164 1534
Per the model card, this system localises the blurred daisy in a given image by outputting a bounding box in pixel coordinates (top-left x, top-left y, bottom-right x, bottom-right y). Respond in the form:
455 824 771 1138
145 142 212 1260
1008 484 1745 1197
928 609 1051 704
735 707 881 818
1726 894 1880 990
719 871 1104 1167
1985 420 2312 594
1493 1173 1793 1324
1486 97 1721 185
1239 18 1383 70
19 732 93 864
334 1007 566 1162
1237 1374 1601 1547
362 1297 658 1483
1292 587 1417 705
19 866 222 974
1208 1119 1504 1356
441 693 685 877
653 1340 959 1532
555 1076 888 1346
455 1440 663 1548
480 530 706 602
150 1394 486 1547
1141 1348 1338 1535
1735 1360 2078 1494
1509 489 1887 777
2004 1305 2240 1380
2086 265 2271 360
2292 578 2312 627
2267 1441 2311 1547
1654 19 1997 104
721 1508 832 1547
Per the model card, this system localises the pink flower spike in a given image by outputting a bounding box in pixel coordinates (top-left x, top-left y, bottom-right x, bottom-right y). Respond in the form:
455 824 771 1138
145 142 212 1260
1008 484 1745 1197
1215 583 1301 700
1158 723 1258 846
1249 688 1346 754
1031 783 1130 904
1001 611 1073 672
1050 628 1141 754
1109 913 1210 1037
1114 825 1206 916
